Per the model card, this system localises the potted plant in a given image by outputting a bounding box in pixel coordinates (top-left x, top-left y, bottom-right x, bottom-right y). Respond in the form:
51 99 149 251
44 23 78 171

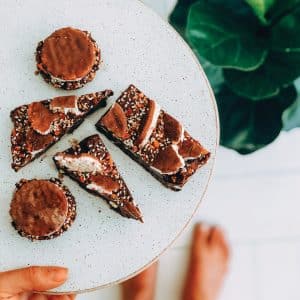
170 0 300 153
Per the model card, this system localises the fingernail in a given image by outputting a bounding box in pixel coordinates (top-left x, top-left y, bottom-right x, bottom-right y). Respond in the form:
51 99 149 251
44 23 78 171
50 267 68 282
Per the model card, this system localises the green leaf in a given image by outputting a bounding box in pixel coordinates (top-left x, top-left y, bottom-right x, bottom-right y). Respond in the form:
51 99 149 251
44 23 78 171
271 5 300 52
186 0 267 71
266 0 300 23
245 0 275 24
217 84 297 154
282 96 300 130
224 51 300 100
169 0 198 37
198 56 224 93
282 79 300 130
169 0 255 36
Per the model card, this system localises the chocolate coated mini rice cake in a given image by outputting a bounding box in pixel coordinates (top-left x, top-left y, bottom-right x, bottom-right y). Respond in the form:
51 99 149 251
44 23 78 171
10 178 76 241
36 27 101 90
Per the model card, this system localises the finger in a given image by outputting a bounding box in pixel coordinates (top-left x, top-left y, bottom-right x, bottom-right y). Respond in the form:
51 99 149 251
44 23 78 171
0 267 68 295
211 227 231 259
1 296 21 300
191 223 209 257
48 295 76 300
29 294 48 300
122 262 158 300
208 226 219 242
0 292 30 300
182 224 209 300
208 226 224 245
220 232 231 259
135 261 158 283
122 261 158 290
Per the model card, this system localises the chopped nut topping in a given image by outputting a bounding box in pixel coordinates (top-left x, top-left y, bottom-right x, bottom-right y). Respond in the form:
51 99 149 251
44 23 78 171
153 139 160 148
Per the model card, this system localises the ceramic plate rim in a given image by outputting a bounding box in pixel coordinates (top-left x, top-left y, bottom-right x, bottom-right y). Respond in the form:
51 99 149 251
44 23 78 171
46 1 220 293
1 0 219 293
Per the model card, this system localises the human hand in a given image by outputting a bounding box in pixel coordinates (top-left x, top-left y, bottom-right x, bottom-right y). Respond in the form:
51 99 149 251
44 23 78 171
122 262 158 300
0 266 74 300
182 224 230 300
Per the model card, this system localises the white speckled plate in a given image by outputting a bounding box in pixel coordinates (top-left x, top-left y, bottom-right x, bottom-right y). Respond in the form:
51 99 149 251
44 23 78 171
0 0 219 293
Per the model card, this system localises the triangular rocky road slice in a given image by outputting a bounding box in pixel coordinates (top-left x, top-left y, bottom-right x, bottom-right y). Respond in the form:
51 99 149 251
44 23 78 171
96 85 210 191
11 90 113 171
53 134 143 222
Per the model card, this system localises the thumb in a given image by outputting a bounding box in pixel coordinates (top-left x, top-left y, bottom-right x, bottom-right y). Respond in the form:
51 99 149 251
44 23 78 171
0 266 68 295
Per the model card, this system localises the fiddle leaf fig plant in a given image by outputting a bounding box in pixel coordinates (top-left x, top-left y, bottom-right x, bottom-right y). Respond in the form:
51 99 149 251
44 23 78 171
217 84 297 153
186 0 267 70
245 0 275 24
170 0 300 154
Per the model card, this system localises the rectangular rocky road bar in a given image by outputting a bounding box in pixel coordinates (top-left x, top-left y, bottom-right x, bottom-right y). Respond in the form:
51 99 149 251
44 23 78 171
96 85 210 191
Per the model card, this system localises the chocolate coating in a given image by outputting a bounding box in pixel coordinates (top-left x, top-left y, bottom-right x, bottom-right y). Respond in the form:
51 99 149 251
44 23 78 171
36 27 101 90
10 179 76 240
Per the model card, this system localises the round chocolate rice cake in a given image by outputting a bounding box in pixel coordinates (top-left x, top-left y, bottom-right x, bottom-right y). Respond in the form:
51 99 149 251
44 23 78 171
36 27 101 90
10 178 76 241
